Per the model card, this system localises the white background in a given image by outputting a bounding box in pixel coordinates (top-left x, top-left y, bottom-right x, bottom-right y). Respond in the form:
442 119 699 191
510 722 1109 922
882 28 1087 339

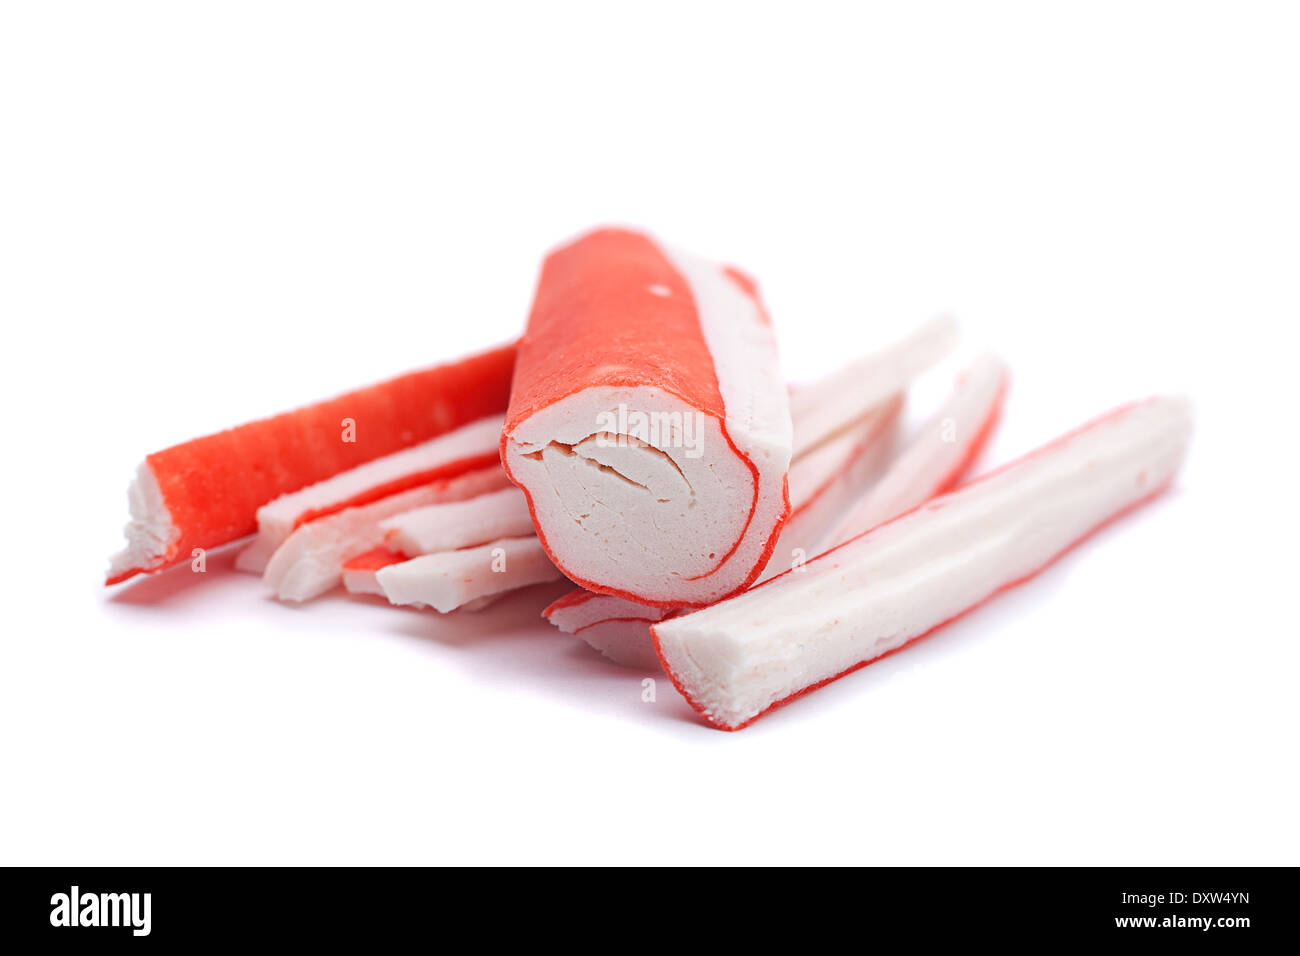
2 2 1297 865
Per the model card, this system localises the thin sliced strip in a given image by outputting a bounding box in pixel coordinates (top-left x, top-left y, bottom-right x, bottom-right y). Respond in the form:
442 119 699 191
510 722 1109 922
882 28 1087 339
501 227 792 609
261 466 511 602
787 315 957 458
760 395 902 580
380 486 534 556
376 536 564 613
341 547 408 596
106 342 516 585
823 353 1009 548
652 396 1193 731
571 618 667 671
236 415 505 574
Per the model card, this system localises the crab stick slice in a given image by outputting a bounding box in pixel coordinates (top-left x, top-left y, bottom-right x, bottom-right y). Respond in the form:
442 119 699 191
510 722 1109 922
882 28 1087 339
236 415 505 574
501 228 793 609
823 354 1009 549
376 536 564 613
106 343 515 585
379 486 534 556
653 396 1193 731
260 466 511 602
788 315 957 459
341 547 408 596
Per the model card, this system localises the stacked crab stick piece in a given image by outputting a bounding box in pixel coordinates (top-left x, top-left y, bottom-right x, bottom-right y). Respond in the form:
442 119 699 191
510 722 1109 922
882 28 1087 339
107 343 516 585
546 352 1011 669
500 228 794 609
105 224 1192 732
653 396 1193 730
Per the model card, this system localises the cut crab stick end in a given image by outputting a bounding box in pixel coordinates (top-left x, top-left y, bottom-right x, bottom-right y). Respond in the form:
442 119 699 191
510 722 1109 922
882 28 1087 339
501 228 793 609
652 396 1193 731
376 536 564 614
548 393 904 666
341 547 407 596
261 466 511 602
823 353 1009 549
380 486 534 556
235 415 508 575
106 342 516 585
787 315 957 459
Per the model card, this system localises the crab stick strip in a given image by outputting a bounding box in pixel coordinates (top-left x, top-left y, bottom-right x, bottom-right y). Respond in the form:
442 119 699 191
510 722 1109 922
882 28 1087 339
260 466 511 602
236 415 505 574
106 343 515 585
501 228 793 609
653 396 1193 731
376 536 564 613
823 354 1009 549
788 315 956 459
379 486 534 556
341 547 407 596
760 396 902 579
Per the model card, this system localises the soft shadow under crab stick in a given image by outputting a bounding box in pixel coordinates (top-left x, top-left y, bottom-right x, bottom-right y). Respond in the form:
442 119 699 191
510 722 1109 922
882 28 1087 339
652 396 1193 731
375 536 563 613
259 466 511 602
500 228 793 609
235 415 505 574
106 343 515 585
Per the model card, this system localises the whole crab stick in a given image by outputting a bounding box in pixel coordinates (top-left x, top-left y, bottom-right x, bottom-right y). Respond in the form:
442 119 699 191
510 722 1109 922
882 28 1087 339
653 396 1193 731
788 315 956 459
106 342 515 585
822 353 1009 549
375 536 564 613
236 415 505 574
380 486 534 556
544 397 904 667
260 466 511 602
501 227 793 609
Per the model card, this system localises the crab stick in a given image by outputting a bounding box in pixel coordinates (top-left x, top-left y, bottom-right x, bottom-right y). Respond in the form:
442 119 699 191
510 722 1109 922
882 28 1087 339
760 395 902 579
501 228 793 609
260 466 511 602
788 315 956 458
823 354 1009 549
380 486 534 556
236 415 505 574
105 343 515 585
341 546 408 597
653 396 1193 731
376 536 564 613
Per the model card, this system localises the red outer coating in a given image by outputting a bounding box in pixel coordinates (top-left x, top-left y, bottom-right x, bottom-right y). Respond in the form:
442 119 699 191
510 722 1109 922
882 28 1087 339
342 546 408 572
501 228 783 609
653 397 1163 731
107 343 516 585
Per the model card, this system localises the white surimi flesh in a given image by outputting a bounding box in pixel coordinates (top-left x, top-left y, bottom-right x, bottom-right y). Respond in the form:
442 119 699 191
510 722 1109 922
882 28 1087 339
376 536 564 614
380 487 534 556
261 466 511 602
